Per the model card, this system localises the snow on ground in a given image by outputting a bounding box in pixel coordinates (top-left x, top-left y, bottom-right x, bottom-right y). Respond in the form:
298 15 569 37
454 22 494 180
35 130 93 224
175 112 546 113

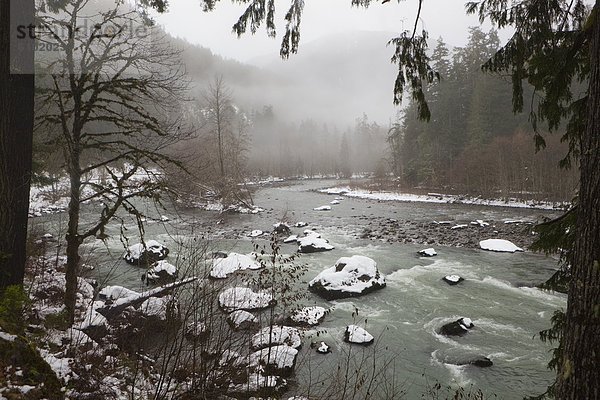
479 239 524 253
319 187 568 210
210 253 262 279
313 205 332 211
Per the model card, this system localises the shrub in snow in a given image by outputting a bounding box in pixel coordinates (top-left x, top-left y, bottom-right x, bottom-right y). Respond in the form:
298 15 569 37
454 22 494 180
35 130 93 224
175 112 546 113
344 325 374 345
142 260 178 284
438 317 474 336
442 275 464 285
123 240 169 265
309 255 386 300
218 287 275 311
251 326 302 350
418 248 437 257
479 239 523 253
210 253 262 279
289 306 327 326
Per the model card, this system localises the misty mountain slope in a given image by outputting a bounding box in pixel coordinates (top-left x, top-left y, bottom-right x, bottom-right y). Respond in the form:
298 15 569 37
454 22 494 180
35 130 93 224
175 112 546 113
251 31 400 124
172 30 402 124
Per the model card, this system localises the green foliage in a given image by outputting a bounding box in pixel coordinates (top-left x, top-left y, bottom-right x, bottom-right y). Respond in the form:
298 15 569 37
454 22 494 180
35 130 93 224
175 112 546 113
0 336 64 399
0 285 30 335
466 0 590 167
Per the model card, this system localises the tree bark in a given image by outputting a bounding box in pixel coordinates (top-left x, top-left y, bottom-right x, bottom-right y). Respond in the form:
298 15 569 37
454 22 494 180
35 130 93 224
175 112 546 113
64 157 81 323
0 0 34 290
556 3 600 399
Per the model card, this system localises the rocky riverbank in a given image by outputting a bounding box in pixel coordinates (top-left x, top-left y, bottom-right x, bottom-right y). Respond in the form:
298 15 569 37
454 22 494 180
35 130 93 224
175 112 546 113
356 215 540 250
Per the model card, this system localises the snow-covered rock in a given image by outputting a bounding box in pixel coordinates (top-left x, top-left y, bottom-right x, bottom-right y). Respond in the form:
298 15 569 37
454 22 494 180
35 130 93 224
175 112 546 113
251 326 302 350
273 222 292 235
439 317 474 336
283 235 298 244
143 260 178 284
140 296 170 320
309 256 386 300
315 341 330 354
210 253 262 279
442 275 464 285
479 239 523 253
295 221 308 227
298 235 334 253
451 224 468 230
249 230 264 238
184 321 208 340
290 306 327 326
228 310 259 330
344 325 374 345
330 200 340 205
160 215 170 222
418 248 437 257
123 240 169 265
313 205 331 211
249 345 298 376
471 219 489 227
303 229 320 237
229 373 287 394
218 287 274 311
98 285 139 302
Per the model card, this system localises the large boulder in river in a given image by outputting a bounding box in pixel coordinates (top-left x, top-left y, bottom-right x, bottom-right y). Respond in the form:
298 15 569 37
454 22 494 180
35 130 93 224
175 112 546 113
442 275 464 286
289 306 327 326
438 317 474 336
210 252 262 279
479 239 523 253
469 356 493 368
251 325 302 350
248 345 298 377
218 287 275 312
344 325 374 345
142 260 178 284
308 255 386 300
123 240 169 265
298 233 334 253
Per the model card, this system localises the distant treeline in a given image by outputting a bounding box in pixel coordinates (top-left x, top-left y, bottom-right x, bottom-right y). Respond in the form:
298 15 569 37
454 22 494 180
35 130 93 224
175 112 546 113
392 27 578 201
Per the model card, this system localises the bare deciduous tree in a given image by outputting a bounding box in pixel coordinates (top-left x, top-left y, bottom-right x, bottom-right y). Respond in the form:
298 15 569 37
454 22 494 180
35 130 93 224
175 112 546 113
35 0 189 322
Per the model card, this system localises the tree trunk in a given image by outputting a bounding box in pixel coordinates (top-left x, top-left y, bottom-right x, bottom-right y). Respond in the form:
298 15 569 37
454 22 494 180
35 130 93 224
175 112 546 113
556 4 600 399
64 153 82 323
0 0 34 290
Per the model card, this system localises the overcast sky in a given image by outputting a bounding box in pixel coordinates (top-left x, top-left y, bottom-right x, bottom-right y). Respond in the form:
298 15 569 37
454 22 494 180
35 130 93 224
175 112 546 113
153 0 510 64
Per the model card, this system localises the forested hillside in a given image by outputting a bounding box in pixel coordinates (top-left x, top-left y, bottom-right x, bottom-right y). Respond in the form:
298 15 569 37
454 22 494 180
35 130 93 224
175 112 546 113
395 28 578 201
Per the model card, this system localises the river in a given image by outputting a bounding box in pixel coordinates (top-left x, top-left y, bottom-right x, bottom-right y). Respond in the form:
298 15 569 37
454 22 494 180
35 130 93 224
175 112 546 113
39 179 566 399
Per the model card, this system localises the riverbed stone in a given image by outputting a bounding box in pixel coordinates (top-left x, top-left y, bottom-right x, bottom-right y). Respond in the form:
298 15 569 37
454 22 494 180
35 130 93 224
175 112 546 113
309 255 385 300
439 317 474 336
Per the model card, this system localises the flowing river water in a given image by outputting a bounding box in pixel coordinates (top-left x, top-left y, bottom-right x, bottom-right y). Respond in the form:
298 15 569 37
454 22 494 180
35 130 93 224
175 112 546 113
37 179 566 399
